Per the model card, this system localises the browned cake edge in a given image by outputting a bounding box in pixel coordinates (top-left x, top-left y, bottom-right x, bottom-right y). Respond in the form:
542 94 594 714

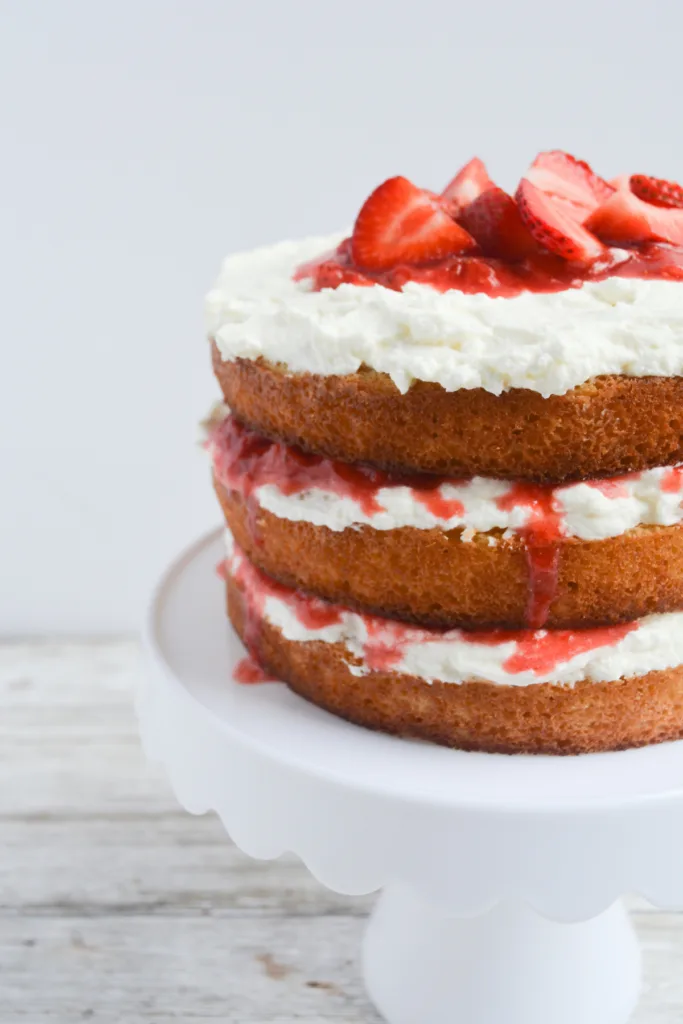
226 571 683 756
213 347 683 483
217 481 683 630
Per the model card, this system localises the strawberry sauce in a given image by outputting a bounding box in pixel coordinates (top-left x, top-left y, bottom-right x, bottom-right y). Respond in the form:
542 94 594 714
488 622 636 676
232 547 343 639
662 465 683 493
234 655 276 684
210 415 464 522
294 239 683 298
227 541 639 680
586 476 634 498
496 483 565 629
212 415 673 630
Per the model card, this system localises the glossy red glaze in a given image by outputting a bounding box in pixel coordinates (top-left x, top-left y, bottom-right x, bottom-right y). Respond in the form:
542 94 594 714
496 483 565 629
294 240 683 297
233 655 276 684
413 489 465 519
661 465 683 494
586 476 634 498
232 547 343 640
211 415 465 521
229 543 639 680
501 621 637 676
362 617 429 672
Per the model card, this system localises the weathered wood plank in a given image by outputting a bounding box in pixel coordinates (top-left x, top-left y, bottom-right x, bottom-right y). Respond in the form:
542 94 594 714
0 915 378 1022
0 913 681 1023
0 639 682 1021
0 817 372 918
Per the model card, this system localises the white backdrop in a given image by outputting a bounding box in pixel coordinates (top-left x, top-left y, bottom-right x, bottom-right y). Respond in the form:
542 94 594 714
2 0 681 633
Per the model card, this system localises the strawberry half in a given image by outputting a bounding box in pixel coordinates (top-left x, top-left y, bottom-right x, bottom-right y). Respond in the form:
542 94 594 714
351 176 475 271
586 188 683 246
630 174 683 210
526 151 614 220
441 158 493 216
516 178 606 262
459 187 538 261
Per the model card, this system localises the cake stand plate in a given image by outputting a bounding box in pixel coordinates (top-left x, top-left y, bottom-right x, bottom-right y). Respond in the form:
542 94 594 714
140 529 683 1024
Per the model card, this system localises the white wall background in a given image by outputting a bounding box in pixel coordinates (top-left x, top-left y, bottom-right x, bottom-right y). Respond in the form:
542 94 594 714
1 0 681 633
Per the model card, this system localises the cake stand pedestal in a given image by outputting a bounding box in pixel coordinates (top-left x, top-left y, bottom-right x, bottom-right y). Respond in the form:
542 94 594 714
140 529 683 1024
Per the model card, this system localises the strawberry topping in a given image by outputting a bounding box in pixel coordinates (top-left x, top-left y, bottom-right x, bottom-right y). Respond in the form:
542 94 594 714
630 174 683 210
516 178 605 263
586 188 683 246
351 176 475 271
459 186 538 261
441 157 493 215
525 151 614 219
294 152 683 294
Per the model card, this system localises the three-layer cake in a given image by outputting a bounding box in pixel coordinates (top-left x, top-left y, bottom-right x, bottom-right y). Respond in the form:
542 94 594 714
206 151 683 754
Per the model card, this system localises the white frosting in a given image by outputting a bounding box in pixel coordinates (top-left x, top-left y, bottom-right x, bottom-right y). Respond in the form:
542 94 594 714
208 420 683 542
238 465 683 542
207 233 683 397
226 532 683 687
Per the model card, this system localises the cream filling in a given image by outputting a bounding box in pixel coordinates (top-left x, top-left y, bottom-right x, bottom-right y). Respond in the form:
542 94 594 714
208 424 683 542
207 233 683 398
226 532 683 688
246 466 683 542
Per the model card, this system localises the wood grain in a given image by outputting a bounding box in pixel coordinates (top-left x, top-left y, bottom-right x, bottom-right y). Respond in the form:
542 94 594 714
0 640 681 1022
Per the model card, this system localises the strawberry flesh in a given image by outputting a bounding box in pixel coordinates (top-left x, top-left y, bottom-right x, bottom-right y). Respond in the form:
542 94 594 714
609 174 633 191
516 179 605 263
459 187 538 261
351 176 475 271
526 151 614 220
630 174 683 210
586 189 683 246
441 158 493 216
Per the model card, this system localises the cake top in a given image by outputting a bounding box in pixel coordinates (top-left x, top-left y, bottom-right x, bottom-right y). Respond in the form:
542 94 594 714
207 151 683 397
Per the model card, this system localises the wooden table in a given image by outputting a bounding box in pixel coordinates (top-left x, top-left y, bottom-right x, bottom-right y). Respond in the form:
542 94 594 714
1 640 682 1022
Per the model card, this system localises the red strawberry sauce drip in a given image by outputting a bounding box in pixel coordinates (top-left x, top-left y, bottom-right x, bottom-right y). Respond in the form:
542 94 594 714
362 618 428 672
661 466 683 493
229 542 638 678
586 476 633 498
210 415 464 525
495 483 565 629
233 655 276 684
465 622 637 675
294 240 683 297
233 548 343 642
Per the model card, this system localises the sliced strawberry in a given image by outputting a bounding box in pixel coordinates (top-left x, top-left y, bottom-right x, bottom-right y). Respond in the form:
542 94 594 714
459 187 538 261
440 158 493 215
526 151 614 220
351 176 475 271
516 178 605 262
586 188 683 245
630 174 683 209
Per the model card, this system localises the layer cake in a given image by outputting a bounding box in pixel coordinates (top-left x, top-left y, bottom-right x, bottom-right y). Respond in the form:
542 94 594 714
206 151 683 754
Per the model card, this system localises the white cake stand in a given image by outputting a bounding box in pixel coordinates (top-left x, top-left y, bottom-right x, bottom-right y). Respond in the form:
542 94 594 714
139 529 683 1024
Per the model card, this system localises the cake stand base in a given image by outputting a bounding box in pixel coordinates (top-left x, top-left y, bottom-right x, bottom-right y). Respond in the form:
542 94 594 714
363 886 640 1024
141 530 683 1024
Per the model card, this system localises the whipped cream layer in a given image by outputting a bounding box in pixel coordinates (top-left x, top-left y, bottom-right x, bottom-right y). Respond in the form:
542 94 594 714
226 533 683 688
210 415 683 542
206 233 683 397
